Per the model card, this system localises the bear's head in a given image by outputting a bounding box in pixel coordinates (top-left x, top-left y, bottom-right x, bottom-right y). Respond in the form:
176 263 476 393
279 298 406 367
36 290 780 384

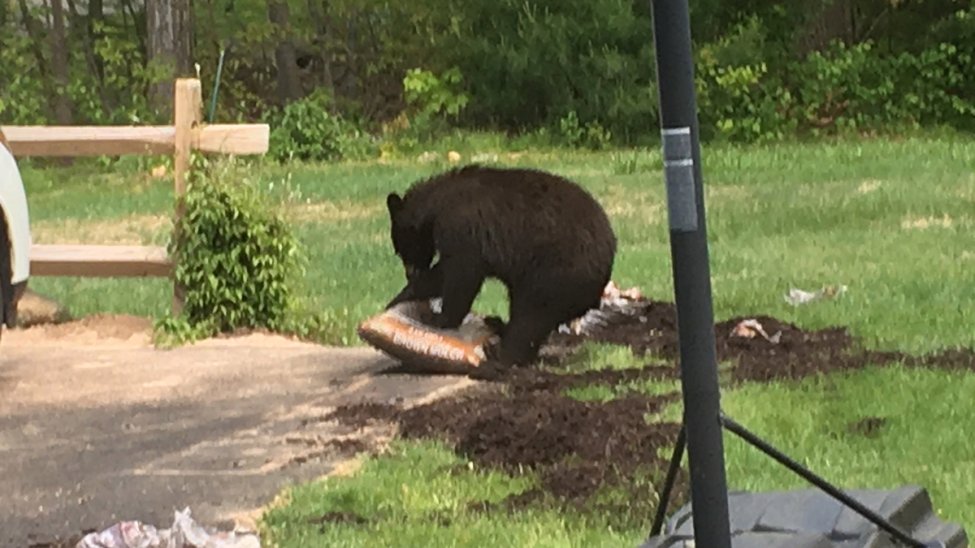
386 192 435 280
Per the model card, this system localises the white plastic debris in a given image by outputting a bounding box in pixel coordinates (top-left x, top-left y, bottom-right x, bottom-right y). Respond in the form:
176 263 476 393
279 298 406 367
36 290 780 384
76 507 260 548
729 319 781 344
784 284 847 306
560 281 648 335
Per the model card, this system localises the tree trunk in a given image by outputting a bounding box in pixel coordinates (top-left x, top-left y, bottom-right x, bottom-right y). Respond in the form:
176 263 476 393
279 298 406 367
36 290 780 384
797 0 855 55
18 0 49 81
87 0 106 79
146 0 193 120
16 0 61 126
119 0 147 60
48 0 73 124
66 0 114 115
307 0 336 96
268 0 303 105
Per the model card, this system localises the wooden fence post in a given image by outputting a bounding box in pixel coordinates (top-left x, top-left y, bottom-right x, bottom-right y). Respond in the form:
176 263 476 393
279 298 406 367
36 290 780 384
3 78 268 311
171 78 203 315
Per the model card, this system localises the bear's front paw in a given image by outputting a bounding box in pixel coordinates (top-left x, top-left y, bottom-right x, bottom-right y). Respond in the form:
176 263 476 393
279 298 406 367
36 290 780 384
480 338 503 361
468 357 511 381
428 313 457 330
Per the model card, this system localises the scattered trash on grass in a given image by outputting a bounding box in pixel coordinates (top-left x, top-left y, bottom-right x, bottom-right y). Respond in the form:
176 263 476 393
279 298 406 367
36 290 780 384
561 281 648 336
784 284 848 306
729 318 782 344
76 508 260 548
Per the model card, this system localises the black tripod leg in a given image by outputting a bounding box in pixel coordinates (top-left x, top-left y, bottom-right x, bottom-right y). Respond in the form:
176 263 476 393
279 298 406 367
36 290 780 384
650 425 687 537
720 413 926 548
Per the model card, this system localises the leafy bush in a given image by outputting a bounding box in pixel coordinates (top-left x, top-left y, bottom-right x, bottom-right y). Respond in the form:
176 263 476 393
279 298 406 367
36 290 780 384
692 14 975 143
428 0 658 144
890 42 975 130
557 110 613 150
785 40 975 137
694 17 792 142
0 34 48 124
403 67 470 128
158 157 304 343
381 67 472 150
268 90 376 162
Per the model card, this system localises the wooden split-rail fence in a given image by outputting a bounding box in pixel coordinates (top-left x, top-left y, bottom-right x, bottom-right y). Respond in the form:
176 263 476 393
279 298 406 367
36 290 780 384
1 78 270 311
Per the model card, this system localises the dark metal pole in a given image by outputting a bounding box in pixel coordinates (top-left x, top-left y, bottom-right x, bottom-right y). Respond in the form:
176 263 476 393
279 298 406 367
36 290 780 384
649 1 732 546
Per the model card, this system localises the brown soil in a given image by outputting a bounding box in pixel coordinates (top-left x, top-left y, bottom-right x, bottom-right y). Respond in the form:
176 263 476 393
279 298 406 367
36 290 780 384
7 313 153 346
548 303 975 384
328 296 975 526
329 379 684 523
15 288 72 327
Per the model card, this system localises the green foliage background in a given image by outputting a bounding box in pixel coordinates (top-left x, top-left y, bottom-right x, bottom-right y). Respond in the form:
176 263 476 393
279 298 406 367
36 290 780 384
2 0 974 154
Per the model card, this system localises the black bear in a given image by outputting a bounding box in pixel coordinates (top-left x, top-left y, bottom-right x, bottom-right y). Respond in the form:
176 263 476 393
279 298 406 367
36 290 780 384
384 164 617 367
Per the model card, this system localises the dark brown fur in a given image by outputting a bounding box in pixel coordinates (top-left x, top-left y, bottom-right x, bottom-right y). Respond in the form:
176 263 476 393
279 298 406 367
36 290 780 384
386 164 617 367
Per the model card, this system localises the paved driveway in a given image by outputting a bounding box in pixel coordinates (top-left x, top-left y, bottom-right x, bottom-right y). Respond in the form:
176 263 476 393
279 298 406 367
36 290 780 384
0 321 474 547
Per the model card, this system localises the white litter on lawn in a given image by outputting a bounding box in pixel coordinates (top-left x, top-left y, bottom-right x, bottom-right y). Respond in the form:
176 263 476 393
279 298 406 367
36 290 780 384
76 507 260 548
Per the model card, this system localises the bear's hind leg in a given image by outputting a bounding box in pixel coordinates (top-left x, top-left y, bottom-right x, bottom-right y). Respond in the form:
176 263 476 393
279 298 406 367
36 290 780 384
493 278 605 367
494 301 565 366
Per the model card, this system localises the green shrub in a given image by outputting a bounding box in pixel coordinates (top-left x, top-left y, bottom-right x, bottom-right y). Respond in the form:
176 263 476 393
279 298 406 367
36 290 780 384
694 16 793 142
403 67 470 129
692 15 975 143
158 157 304 342
381 67 472 150
556 110 613 150
891 42 975 129
268 90 376 162
0 33 48 124
429 0 658 144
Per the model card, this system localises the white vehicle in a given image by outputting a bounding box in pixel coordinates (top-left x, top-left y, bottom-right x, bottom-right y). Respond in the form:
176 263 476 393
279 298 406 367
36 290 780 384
0 131 31 340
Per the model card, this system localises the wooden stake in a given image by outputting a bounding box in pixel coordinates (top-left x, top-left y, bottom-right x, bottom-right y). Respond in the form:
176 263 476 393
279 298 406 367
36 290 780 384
172 78 202 315
173 78 202 202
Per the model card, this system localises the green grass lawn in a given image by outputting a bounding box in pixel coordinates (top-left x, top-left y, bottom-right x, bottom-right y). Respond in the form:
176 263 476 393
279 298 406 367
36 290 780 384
22 135 975 352
16 133 975 543
261 441 639 548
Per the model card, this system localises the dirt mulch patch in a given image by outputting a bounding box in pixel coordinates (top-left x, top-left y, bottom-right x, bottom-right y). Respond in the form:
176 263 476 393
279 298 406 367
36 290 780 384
326 296 975 525
549 303 975 384
329 375 684 523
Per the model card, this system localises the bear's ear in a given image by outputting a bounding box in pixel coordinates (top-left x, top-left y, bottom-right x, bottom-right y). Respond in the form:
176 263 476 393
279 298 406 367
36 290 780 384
386 193 403 215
